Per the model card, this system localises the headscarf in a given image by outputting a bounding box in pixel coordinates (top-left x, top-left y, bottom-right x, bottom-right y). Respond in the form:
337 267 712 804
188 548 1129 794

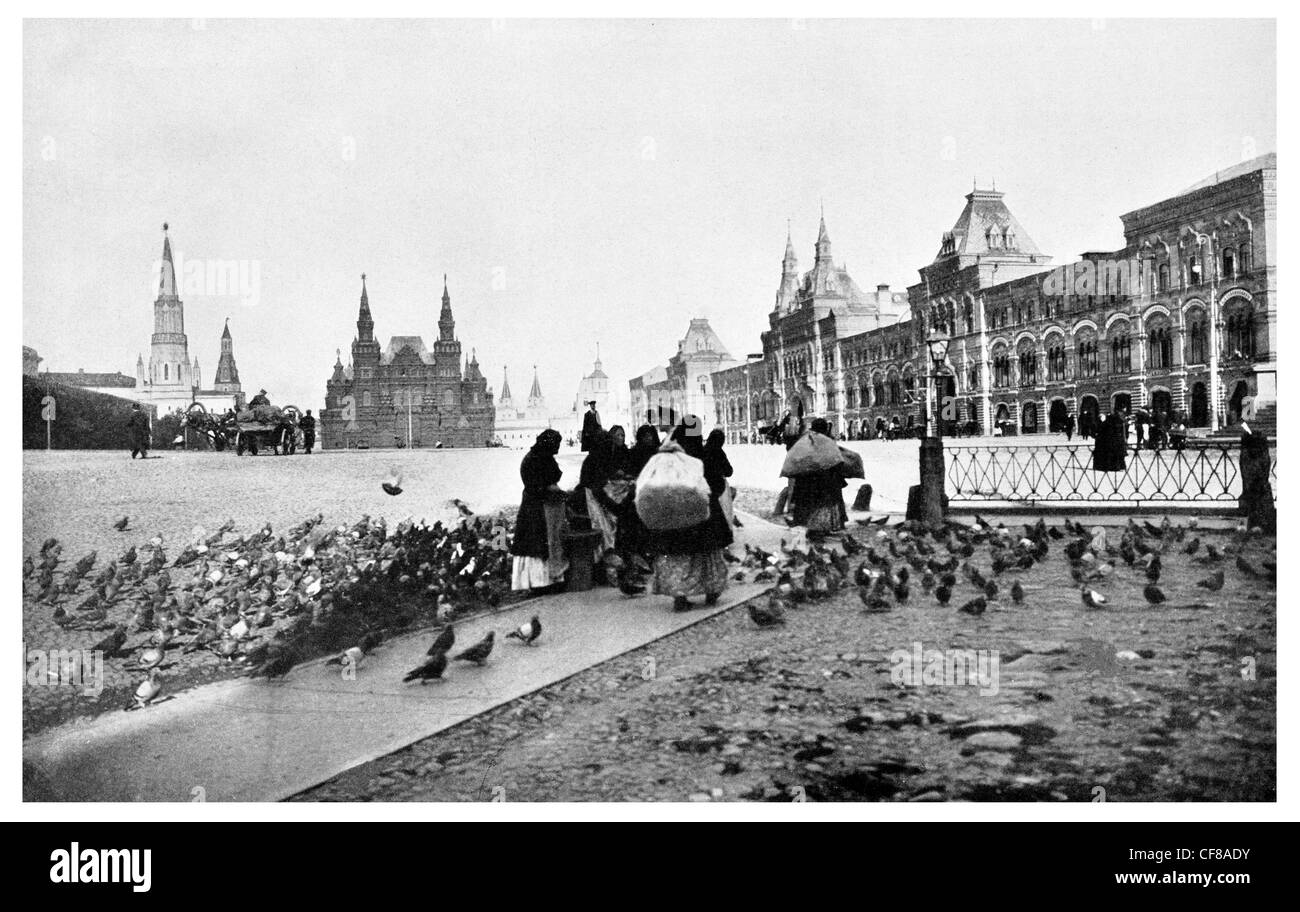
533 428 562 456
670 415 705 460
810 417 830 436
628 424 661 476
579 430 613 488
704 428 726 451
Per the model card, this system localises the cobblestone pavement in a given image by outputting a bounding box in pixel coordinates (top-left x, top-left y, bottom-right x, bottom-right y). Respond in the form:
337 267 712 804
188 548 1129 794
297 524 1275 802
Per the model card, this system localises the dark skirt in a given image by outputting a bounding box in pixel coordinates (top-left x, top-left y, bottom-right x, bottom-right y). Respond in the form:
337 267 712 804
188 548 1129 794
790 470 847 533
644 494 733 556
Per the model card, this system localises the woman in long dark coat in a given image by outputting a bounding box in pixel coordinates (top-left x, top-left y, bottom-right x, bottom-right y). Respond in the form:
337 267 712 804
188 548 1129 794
1092 407 1128 473
645 417 733 612
510 429 569 591
788 417 847 538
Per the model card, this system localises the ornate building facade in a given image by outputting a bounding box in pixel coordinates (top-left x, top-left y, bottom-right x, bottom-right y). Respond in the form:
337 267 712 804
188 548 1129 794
707 154 1276 441
321 275 495 448
630 318 737 430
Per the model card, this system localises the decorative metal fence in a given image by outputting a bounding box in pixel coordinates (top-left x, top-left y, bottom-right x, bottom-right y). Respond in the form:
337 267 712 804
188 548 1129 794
944 441 1276 505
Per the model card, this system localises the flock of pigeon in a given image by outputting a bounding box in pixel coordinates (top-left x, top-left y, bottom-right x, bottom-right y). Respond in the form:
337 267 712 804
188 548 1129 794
742 513 1275 629
24 504 518 712
25 469 1273 716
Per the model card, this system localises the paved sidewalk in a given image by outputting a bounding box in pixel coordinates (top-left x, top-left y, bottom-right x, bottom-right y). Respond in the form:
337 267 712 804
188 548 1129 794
23 511 792 802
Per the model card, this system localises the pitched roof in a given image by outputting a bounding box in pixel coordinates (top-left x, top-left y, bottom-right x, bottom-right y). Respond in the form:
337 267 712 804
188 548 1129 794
381 336 435 365
677 318 732 359
937 188 1041 261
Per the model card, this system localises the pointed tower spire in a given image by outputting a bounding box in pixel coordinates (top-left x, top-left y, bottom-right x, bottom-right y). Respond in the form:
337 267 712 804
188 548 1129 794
158 222 179 299
500 365 513 404
529 364 543 401
815 205 832 265
782 218 798 276
356 273 374 343
439 274 456 342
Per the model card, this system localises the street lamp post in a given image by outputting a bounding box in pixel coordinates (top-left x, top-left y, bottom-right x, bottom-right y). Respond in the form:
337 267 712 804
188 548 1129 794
744 353 763 444
917 328 951 525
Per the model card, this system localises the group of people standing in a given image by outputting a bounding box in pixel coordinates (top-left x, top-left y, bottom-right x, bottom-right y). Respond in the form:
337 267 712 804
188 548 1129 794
509 416 737 612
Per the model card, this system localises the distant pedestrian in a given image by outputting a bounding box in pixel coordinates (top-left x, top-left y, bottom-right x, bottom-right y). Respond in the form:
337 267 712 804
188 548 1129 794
1092 405 1128 473
299 410 316 454
580 400 603 452
1064 413 1076 441
127 403 150 459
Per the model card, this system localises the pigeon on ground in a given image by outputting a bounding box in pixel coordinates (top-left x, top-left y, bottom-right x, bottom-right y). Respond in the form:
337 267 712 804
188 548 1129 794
1145 553 1161 583
1183 536 1201 556
114 516 130 531
381 469 404 496
958 596 987 616
1081 586 1108 609
403 650 448 683
1235 555 1258 577
1143 584 1166 605
506 614 543 646
748 600 786 627
124 670 162 711
1196 569 1225 592
428 625 455 655
454 631 495 666
325 646 364 669
983 579 999 600
935 584 952 606
1011 580 1025 604
90 625 129 658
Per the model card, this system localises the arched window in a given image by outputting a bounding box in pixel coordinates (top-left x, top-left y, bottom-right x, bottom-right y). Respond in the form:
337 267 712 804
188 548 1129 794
163 363 169 380
1047 343 1066 381
1111 333 1132 373
1222 248 1235 280
845 385 856 409
1158 263 1170 292
1076 339 1099 378
1147 327 1172 369
859 374 870 407
1188 316 1207 364
1227 305 1256 358
1018 349 1037 386
1239 242 1252 275
362 391 372 407
993 353 1011 388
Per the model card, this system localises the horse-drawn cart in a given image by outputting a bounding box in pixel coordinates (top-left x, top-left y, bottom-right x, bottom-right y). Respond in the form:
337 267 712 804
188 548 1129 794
181 402 301 455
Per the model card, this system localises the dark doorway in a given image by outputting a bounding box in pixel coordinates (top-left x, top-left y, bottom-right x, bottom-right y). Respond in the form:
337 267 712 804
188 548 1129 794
1190 383 1209 427
1021 401 1038 434
1151 389 1172 422
1113 392 1132 414
1049 399 1068 432
1228 381 1248 424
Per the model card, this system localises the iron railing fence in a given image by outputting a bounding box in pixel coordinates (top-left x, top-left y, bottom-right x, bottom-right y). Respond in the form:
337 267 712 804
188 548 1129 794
944 441 1276 504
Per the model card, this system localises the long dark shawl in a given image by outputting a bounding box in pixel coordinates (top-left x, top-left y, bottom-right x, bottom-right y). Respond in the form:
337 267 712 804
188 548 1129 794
510 442 563 558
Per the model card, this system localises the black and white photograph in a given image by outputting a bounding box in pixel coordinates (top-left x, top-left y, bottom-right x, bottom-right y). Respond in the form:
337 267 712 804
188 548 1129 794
12 8 1288 843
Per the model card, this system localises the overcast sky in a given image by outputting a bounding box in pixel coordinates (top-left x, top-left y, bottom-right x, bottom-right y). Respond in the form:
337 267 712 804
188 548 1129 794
23 18 1275 414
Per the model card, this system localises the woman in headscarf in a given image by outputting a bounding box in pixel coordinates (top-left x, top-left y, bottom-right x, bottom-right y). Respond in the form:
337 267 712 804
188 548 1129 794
703 428 738 528
788 418 848 539
578 429 619 559
612 425 661 593
509 428 569 591
645 417 733 611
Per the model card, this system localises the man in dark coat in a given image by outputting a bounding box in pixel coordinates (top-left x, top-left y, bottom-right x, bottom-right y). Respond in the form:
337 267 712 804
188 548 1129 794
127 403 150 459
299 410 317 454
580 401 602 452
1064 413 1076 441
